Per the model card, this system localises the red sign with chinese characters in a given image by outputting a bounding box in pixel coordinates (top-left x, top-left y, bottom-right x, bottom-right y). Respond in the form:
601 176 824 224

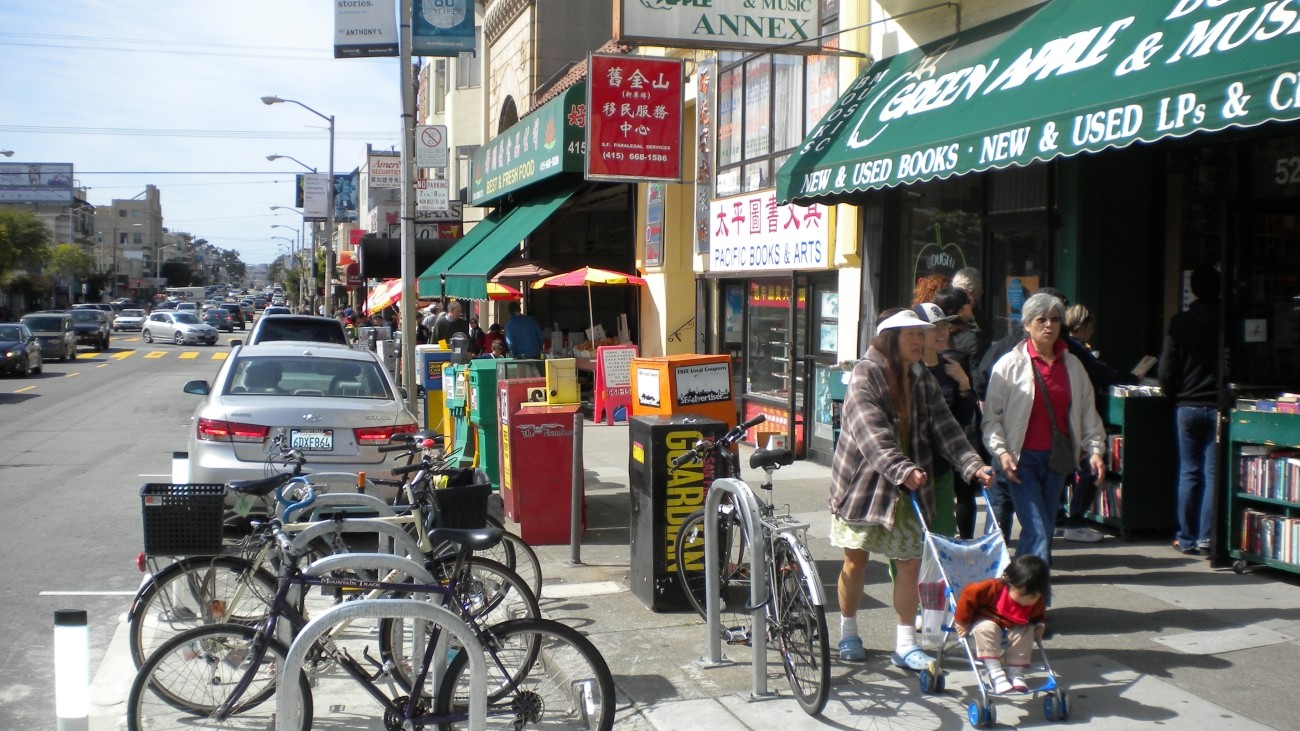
586 54 684 182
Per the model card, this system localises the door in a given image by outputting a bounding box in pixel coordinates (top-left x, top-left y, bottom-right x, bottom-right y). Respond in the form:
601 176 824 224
985 217 1052 342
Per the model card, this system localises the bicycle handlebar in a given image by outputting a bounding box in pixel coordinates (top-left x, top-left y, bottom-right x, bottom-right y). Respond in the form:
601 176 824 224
670 414 766 468
271 520 298 557
279 484 316 526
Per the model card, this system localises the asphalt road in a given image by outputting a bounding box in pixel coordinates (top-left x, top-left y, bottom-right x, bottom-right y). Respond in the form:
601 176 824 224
0 329 240 730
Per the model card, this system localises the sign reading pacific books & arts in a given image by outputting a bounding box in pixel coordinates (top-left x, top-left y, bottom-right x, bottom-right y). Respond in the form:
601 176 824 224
708 188 831 273
586 54 685 182
616 0 821 52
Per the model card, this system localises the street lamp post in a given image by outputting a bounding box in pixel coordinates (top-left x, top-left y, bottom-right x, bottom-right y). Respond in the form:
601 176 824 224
262 95 334 315
271 206 310 312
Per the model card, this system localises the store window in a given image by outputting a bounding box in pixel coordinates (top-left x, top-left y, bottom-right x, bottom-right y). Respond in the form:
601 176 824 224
455 145 479 196
898 176 983 296
455 28 481 88
745 279 805 401
715 1 838 198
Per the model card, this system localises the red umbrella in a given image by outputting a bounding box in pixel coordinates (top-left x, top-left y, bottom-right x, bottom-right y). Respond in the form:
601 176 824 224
531 267 646 341
486 282 523 301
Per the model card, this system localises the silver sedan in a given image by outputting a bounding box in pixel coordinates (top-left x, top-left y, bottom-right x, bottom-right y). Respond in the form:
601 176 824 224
113 309 147 331
142 311 219 345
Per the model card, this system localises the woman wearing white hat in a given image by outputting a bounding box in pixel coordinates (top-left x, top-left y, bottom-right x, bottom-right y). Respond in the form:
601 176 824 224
829 308 995 668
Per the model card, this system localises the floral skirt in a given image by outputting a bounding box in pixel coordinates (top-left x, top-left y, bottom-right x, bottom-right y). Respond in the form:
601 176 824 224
829 497 925 561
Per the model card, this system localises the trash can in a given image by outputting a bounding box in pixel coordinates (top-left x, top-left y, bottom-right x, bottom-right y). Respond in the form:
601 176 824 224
505 403 584 545
467 359 502 487
628 415 730 611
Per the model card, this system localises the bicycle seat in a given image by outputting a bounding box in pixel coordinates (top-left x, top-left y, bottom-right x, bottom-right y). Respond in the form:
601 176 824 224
426 526 503 552
226 472 293 497
749 448 794 470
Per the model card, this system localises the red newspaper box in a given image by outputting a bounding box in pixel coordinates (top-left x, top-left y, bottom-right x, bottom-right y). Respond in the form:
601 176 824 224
498 376 546 517
505 403 585 545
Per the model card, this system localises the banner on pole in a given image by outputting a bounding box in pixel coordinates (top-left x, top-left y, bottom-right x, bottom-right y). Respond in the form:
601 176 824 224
334 0 398 58
412 0 475 57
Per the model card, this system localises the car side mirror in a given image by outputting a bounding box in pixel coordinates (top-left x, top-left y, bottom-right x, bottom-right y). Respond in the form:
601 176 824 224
182 380 210 396
230 339 243 347
398 387 408 401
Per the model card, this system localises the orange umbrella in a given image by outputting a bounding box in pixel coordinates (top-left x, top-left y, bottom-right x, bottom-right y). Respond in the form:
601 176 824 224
486 282 522 301
364 279 401 315
531 267 646 340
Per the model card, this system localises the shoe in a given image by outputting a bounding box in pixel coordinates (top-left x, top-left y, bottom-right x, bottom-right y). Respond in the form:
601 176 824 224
1172 540 1201 556
1008 667 1029 692
838 635 866 662
1052 527 1065 538
987 669 1014 695
890 647 936 671
1063 526 1103 543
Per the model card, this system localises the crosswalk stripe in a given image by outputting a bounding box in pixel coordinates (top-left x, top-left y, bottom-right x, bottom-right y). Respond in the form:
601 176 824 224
112 350 135 360
144 351 167 359
179 352 198 360
212 352 229 360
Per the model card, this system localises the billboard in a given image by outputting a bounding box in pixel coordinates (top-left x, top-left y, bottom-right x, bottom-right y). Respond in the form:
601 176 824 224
0 163 75 204
334 0 398 58
412 0 475 56
299 173 359 223
368 154 402 188
616 0 820 52
586 54 684 182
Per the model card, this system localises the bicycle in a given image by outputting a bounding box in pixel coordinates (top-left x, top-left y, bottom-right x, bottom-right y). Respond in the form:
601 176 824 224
672 414 831 715
128 436 541 666
127 487 615 730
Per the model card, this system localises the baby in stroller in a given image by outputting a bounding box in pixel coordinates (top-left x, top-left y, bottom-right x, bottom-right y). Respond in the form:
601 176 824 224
953 555 1049 694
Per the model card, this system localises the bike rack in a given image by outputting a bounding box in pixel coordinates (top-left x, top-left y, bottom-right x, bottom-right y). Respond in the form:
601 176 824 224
279 598 487 731
290 517 423 560
282 492 397 521
697 476 774 700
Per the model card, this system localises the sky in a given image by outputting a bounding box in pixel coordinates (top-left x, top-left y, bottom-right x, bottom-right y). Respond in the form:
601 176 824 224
0 0 405 265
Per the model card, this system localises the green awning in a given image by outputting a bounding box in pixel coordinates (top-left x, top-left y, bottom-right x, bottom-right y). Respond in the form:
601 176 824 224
469 83 587 207
437 183 578 300
777 0 1300 204
416 210 508 297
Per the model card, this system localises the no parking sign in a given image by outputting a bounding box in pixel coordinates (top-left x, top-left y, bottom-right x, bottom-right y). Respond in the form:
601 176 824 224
416 125 448 168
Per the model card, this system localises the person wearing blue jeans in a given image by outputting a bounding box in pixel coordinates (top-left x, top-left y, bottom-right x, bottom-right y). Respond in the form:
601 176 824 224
1003 450 1063 566
1175 406 1217 553
1158 264 1221 556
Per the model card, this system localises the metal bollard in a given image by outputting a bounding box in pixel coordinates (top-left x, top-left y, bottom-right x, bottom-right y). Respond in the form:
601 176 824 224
569 409 584 565
53 609 89 731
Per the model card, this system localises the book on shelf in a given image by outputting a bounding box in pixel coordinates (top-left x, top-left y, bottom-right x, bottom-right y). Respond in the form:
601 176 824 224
1239 509 1300 565
1109 435 1124 473
1237 449 1300 503
1235 396 1300 413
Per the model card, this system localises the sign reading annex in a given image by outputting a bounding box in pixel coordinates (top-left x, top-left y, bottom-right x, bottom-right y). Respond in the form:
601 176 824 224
586 54 685 182
617 0 821 52
708 189 830 273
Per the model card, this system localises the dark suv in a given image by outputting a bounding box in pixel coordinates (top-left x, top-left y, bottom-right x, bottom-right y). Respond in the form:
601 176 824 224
68 308 111 350
247 314 349 345
219 303 247 330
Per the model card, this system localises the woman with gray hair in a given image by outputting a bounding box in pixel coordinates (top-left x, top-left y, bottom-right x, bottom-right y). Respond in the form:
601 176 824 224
982 292 1106 569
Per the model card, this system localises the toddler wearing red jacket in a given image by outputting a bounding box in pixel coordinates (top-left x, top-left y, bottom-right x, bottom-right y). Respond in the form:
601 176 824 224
953 554 1049 694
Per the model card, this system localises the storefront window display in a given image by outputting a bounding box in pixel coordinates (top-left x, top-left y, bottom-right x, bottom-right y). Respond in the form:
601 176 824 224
745 279 806 405
898 176 982 294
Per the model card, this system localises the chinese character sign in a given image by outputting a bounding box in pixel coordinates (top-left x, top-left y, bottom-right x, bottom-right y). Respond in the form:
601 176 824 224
709 189 830 273
587 54 684 182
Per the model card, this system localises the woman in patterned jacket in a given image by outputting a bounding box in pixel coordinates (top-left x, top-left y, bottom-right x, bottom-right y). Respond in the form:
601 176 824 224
829 308 995 668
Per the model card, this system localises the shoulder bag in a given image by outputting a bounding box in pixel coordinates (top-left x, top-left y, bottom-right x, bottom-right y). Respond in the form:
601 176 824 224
1031 363 1078 474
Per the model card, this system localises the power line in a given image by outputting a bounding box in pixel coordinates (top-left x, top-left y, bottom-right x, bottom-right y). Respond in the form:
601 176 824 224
0 124 392 140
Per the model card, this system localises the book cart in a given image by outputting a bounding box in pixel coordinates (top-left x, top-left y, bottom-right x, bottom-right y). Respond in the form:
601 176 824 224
1224 409 1300 575
1080 392 1178 538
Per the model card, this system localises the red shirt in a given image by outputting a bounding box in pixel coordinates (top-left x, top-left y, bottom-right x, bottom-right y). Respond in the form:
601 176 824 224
1021 337 1071 452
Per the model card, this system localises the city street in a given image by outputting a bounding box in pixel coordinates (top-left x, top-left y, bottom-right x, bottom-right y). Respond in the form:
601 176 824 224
0 334 234 730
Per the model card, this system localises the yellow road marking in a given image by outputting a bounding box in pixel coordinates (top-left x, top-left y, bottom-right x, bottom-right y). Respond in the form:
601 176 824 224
97 363 110 368
179 352 199 360
113 350 135 360
14 385 36 393
212 351 229 360
65 371 80 378
144 351 167 359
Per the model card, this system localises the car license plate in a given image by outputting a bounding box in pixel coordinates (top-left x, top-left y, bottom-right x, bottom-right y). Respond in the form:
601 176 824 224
290 429 333 451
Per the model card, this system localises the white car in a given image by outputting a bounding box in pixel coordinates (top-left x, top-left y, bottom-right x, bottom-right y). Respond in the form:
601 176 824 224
113 309 147 332
142 311 219 345
182 341 418 504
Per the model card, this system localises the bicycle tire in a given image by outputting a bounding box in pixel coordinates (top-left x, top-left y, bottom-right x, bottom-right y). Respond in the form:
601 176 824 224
771 536 830 716
128 556 278 668
675 505 755 643
378 556 541 690
433 617 616 730
126 622 310 731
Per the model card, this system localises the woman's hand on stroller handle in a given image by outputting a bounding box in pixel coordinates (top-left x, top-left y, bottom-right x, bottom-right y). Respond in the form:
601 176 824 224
976 465 995 487
904 468 928 490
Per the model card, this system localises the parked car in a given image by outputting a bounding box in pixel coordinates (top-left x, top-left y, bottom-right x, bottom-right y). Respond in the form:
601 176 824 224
0 323 42 377
247 314 350 346
203 308 235 332
182 342 417 505
142 311 219 345
68 308 111 350
20 312 78 362
113 309 147 332
218 303 247 330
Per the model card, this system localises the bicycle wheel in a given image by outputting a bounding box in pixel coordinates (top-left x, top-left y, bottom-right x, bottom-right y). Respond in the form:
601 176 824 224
433 617 615 730
379 556 540 690
675 504 754 643
430 516 544 597
126 622 310 731
771 536 830 716
128 556 278 668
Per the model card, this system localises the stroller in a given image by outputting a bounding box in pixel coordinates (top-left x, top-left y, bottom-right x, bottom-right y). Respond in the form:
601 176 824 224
909 491 1070 728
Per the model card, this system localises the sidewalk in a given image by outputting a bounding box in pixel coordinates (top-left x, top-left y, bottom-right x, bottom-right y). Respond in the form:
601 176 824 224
91 418 1300 729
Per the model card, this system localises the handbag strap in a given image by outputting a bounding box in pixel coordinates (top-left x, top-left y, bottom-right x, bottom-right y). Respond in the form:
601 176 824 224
1030 360 1067 436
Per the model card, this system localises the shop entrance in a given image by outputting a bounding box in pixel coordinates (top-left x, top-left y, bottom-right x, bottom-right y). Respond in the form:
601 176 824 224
1230 207 1300 388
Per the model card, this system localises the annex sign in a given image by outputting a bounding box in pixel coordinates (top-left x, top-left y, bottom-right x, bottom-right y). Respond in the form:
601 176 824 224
617 0 821 52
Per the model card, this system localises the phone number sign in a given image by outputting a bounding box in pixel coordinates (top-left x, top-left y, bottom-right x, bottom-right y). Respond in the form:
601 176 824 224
586 54 684 182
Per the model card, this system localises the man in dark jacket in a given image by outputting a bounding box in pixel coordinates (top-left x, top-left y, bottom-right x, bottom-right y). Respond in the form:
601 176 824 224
1158 265 1221 556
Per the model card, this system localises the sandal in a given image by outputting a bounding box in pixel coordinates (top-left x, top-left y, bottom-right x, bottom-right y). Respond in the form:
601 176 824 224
837 635 867 662
890 647 936 671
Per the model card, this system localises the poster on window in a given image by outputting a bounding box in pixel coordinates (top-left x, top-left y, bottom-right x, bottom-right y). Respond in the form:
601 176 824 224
644 183 665 267
587 54 684 182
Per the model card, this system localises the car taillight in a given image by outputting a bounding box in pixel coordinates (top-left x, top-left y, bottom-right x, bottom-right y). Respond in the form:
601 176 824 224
197 418 270 442
354 423 417 445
